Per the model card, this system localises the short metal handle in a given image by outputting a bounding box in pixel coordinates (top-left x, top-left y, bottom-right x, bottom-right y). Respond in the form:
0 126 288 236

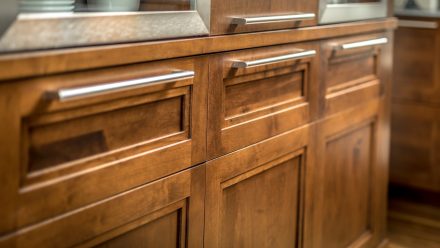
338 38 388 50
48 71 195 101
231 13 316 25
232 50 317 69
399 20 438 29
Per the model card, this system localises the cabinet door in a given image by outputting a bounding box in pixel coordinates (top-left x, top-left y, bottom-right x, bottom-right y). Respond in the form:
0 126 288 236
0 56 207 235
390 102 440 192
208 42 319 159
205 125 313 248
308 100 389 248
321 33 391 116
0 166 205 248
393 18 440 104
210 0 317 35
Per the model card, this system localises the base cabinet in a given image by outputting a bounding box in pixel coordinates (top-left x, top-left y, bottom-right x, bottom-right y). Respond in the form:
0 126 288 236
307 100 389 248
205 125 312 248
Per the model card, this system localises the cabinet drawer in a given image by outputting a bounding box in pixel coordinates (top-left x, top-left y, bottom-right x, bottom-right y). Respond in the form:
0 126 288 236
321 33 390 116
0 166 205 248
210 0 317 35
393 18 440 104
0 57 207 233
208 42 319 158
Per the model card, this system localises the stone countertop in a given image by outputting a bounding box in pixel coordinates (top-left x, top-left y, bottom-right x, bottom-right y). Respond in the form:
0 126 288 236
395 8 440 18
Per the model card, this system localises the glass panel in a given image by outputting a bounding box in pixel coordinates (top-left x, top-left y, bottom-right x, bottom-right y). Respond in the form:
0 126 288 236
19 0 195 13
327 0 382 3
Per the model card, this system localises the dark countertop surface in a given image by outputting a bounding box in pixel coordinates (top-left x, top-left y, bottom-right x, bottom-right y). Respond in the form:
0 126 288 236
395 8 440 18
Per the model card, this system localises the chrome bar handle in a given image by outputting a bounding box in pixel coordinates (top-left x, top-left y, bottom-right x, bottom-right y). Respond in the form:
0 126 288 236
231 13 316 25
339 38 388 51
48 70 195 101
399 20 438 29
232 50 316 69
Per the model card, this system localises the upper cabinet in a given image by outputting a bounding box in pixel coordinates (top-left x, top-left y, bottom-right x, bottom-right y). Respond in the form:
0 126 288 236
210 0 317 35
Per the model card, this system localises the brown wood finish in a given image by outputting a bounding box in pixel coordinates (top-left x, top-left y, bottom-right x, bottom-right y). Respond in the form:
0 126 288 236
208 42 319 158
0 165 205 248
210 0 317 35
393 17 440 104
0 18 397 81
308 99 389 248
0 16 396 248
205 124 313 248
390 102 440 192
391 16 440 193
320 32 390 117
0 56 207 234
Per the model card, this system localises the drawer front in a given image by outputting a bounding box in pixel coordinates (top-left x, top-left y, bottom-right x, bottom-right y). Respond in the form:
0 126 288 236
210 0 317 35
393 18 440 104
321 33 390 116
208 42 319 158
0 57 207 233
0 166 205 248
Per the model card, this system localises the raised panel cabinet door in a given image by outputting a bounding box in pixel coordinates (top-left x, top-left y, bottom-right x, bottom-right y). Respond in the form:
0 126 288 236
210 0 317 35
0 56 207 235
390 102 440 192
208 42 319 159
393 17 440 104
205 124 314 248
0 165 205 248
306 100 389 248
320 32 392 116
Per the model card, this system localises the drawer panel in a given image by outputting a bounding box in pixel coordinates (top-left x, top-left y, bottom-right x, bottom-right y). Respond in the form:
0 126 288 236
210 0 317 35
393 18 440 104
208 42 319 158
0 56 207 233
0 166 205 248
27 88 188 172
321 33 390 116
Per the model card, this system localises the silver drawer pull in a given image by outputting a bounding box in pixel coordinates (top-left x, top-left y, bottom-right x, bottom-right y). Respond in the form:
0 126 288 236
399 20 438 29
232 50 316 69
231 13 316 25
339 38 388 50
48 70 195 101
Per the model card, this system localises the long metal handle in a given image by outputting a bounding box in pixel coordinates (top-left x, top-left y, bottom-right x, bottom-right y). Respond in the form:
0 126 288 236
231 13 316 25
232 50 316 69
48 70 195 101
399 20 438 29
339 38 388 50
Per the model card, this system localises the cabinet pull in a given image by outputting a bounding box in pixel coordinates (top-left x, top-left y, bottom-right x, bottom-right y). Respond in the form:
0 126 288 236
48 71 195 101
399 20 438 29
231 50 316 69
338 38 388 50
231 13 316 25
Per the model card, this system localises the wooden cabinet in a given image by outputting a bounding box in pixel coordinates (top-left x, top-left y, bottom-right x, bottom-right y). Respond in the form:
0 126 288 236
308 100 389 248
210 0 317 35
0 17 395 248
205 125 312 248
393 18 440 104
0 57 207 234
321 33 390 116
0 165 205 248
390 102 440 192
208 42 319 159
391 16 440 193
